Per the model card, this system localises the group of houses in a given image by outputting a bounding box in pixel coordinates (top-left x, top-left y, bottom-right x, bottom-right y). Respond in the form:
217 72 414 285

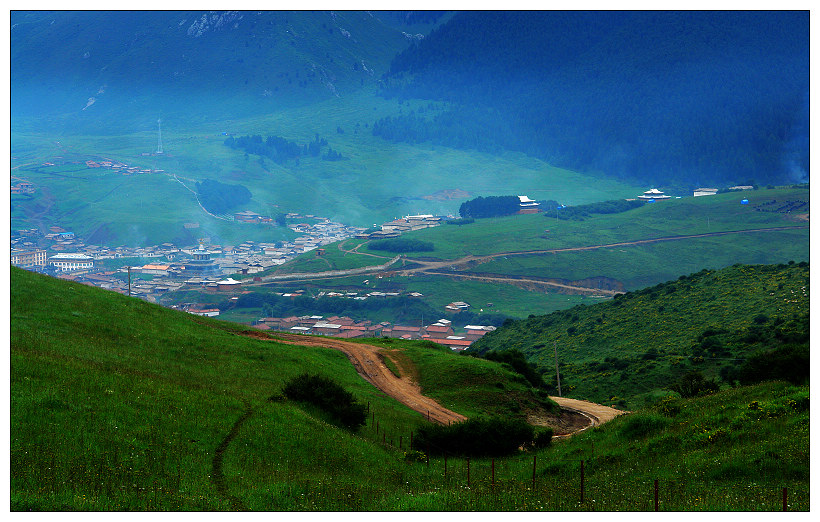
86 159 163 175
246 314 494 351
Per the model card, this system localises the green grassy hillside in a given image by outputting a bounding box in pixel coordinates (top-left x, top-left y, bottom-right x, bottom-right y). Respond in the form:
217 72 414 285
10 266 552 510
11 88 640 245
10 267 809 510
469 262 809 409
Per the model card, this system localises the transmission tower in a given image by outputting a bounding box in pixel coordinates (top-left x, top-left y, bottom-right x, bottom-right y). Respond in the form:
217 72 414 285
156 118 164 154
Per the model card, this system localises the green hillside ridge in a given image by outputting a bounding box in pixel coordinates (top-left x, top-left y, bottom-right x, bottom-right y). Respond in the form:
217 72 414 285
468 262 809 410
11 88 640 246
11 266 553 510
10 267 809 510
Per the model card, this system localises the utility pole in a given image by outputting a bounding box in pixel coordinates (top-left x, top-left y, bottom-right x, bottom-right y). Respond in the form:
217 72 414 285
127 266 131 297
554 340 561 397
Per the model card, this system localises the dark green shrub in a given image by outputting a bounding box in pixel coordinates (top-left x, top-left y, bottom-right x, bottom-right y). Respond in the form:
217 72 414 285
369 238 434 253
530 428 554 449
737 345 809 385
483 349 546 388
669 370 720 398
282 373 367 430
412 417 535 457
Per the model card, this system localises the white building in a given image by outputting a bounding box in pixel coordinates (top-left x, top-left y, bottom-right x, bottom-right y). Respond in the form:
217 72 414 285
694 188 719 197
638 189 671 201
518 195 540 208
49 253 94 272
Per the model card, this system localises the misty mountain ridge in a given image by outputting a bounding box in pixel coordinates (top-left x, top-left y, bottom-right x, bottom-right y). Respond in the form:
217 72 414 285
381 11 809 187
10 10 416 129
11 10 810 189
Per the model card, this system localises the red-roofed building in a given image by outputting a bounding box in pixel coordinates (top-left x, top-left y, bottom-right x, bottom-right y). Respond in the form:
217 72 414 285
424 324 455 338
428 338 474 351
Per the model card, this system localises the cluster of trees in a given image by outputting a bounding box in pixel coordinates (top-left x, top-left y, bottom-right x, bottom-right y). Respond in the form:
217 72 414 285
542 199 645 220
412 417 551 457
378 11 809 188
195 179 251 214
368 238 434 253
282 373 367 430
478 349 546 389
458 195 521 219
223 133 344 165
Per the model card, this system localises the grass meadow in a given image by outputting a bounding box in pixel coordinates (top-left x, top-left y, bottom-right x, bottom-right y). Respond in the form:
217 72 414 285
10 267 809 510
10 87 641 246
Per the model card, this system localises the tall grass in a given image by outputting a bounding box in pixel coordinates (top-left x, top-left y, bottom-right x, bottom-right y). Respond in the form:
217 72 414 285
10 268 809 511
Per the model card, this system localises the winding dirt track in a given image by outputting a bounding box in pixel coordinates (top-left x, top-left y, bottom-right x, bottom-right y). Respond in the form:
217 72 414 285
244 331 625 434
242 226 807 295
256 332 467 425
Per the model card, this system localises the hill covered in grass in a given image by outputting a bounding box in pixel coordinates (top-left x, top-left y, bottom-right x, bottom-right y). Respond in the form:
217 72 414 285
10 266 554 510
10 267 809 510
468 262 809 409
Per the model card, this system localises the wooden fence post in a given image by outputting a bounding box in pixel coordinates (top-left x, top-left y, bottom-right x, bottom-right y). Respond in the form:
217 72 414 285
532 455 537 489
654 479 659 511
580 460 585 503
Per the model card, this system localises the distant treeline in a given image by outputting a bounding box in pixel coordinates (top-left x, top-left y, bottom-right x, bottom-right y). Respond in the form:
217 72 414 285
542 199 645 220
195 179 251 214
459 195 521 219
224 133 345 165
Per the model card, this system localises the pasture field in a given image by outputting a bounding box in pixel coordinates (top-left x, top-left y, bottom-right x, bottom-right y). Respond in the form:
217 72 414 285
10 87 641 246
357 187 809 260
10 268 808 510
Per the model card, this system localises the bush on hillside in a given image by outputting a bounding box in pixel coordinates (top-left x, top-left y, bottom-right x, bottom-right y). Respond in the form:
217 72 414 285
482 349 546 388
195 179 252 214
736 345 809 385
668 370 720 398
458 195 521 219
282 373 367 430
412 417 535 457
619 413 670 439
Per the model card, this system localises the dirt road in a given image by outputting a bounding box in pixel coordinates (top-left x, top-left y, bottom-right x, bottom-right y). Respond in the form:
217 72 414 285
548 397 626 437
243 331 626 435
242 226 807 295
257 332 467 425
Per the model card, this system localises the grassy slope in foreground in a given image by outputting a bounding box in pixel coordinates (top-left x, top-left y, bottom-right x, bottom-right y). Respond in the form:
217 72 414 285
469 262 809 409
10 268 808 510
10 267 553 510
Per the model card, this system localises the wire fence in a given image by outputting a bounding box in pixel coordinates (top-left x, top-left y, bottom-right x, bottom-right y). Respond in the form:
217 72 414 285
360 405 808 511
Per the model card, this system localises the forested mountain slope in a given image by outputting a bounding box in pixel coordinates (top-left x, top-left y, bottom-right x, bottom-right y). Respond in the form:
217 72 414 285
379 11 809 188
